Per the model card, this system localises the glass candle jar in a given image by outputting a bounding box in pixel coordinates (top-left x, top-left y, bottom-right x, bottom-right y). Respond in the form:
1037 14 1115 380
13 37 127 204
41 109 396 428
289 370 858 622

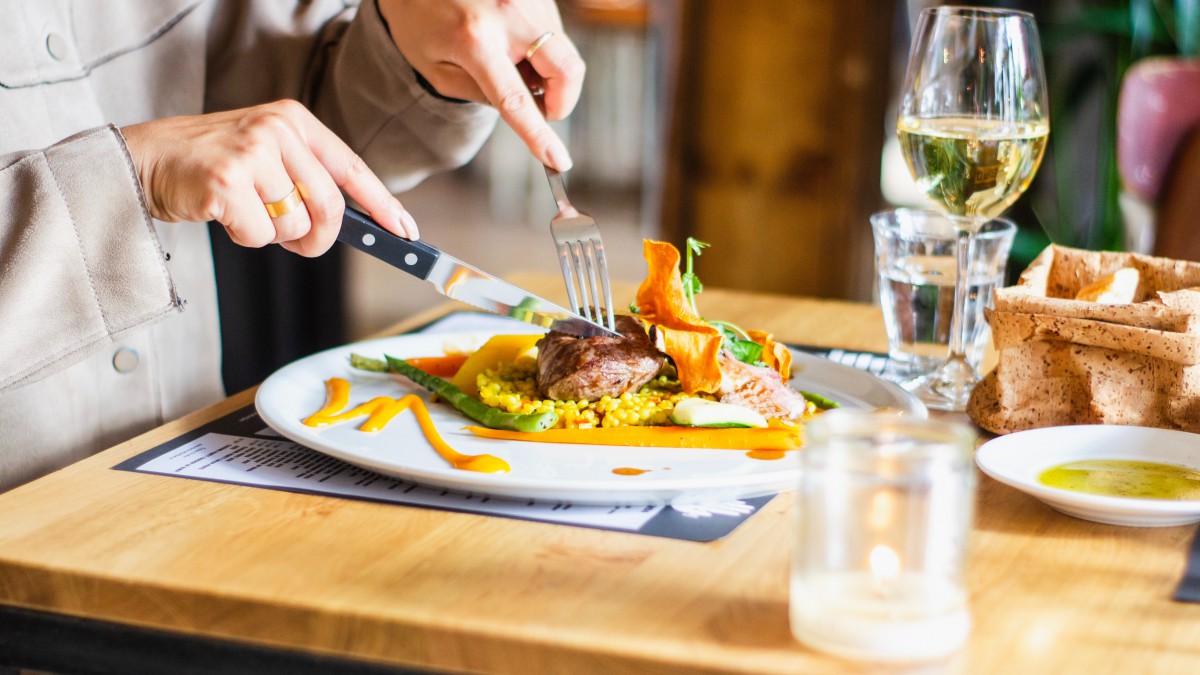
790 411 977 663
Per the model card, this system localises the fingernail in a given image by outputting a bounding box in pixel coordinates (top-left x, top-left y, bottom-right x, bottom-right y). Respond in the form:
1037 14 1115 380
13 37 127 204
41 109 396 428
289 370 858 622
396 204 419 240
546 141 573 172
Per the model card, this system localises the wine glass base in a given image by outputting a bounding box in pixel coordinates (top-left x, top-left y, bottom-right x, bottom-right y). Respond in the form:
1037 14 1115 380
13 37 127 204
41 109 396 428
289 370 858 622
901 373 977 412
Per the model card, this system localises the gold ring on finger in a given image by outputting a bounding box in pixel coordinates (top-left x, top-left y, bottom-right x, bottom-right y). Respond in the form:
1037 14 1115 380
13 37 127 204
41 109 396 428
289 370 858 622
525 31 554 60
263 186 303 219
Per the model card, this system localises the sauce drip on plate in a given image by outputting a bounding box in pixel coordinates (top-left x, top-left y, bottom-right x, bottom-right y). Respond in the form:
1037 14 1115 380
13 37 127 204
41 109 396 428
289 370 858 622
304 378 509 474
1038 459 1200 500
612 467 650 476
746 449 787 461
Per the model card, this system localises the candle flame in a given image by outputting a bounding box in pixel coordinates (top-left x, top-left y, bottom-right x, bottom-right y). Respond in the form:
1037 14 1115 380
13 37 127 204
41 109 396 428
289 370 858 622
869 545 901 582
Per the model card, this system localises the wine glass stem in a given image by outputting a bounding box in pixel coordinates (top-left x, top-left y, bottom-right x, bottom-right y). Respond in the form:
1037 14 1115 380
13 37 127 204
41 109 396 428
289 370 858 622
926 223 980 409
946 225 977 364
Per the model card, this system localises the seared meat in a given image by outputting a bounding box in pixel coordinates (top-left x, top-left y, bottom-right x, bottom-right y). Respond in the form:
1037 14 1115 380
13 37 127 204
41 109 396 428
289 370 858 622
716 354 809 420
537 315 667 401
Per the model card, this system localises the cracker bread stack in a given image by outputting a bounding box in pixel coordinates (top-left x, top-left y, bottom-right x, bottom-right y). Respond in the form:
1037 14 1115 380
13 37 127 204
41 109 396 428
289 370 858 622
967 245 1200 433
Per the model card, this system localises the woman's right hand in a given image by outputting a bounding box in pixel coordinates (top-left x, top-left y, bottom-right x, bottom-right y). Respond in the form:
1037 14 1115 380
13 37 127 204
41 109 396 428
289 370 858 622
378 0 585 172
121 99 418 257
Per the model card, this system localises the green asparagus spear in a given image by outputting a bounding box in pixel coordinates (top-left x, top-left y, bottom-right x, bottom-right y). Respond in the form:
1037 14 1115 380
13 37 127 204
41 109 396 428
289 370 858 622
349 353 389 372
801 391 841 410
348 353 558 432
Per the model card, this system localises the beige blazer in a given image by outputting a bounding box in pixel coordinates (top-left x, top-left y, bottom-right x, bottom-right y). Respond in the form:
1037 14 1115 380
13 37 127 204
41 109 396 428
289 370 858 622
0 0 498 490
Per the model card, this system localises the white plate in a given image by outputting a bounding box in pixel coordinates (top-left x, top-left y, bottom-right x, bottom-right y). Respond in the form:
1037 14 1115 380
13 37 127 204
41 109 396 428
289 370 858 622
976 425 1200 527
255 331 925 505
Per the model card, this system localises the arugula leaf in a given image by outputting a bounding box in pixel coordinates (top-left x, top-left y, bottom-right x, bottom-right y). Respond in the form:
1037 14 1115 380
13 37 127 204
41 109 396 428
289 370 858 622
683 237 710 315
727 338 765 365
714 323 765 367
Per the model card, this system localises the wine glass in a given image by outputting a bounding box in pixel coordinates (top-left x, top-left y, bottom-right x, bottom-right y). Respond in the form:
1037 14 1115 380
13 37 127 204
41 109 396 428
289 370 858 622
897 6 1049 411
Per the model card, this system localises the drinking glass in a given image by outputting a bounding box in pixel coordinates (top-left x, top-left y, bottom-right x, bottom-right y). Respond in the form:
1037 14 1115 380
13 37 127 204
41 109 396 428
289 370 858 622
897 7 1049 410
871 209 1016 386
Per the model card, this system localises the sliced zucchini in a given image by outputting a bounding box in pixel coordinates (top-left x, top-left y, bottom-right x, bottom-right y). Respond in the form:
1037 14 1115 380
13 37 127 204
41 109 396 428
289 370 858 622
669 398 768 429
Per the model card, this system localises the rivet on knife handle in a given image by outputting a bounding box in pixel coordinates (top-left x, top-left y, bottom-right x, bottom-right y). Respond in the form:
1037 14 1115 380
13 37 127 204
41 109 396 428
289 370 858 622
339 206 439 280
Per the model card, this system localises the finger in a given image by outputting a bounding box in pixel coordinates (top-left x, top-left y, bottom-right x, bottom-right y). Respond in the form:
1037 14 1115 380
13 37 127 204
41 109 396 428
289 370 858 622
273 101 419 240
274 131 345 257
235 106 312 245
527 34 585 121
461 42 573 171
257 178 312 247
217 180 278 249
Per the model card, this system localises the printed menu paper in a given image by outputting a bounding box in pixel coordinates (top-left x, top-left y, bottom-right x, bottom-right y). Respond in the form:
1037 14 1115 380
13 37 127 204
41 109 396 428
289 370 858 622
114 404 770 541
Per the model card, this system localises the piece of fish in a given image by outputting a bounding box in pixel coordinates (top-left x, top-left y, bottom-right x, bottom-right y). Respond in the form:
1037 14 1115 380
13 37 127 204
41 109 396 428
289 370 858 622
716 354 808 420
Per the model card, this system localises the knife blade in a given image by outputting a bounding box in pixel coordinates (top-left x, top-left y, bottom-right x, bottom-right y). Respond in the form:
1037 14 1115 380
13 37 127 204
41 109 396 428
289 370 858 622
338 207 621 339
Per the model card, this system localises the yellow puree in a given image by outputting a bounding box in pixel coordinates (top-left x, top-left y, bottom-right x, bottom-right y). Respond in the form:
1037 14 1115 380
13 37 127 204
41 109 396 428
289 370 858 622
303 376 792 475
1038 460 1200 500
304 377 509 474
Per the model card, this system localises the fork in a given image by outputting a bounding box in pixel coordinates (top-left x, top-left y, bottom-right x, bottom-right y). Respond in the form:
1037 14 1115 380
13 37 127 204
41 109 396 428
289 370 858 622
519 61 616 332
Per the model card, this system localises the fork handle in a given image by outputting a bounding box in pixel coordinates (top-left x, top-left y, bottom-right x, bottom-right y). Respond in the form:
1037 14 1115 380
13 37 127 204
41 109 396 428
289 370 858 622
517 60 574 212
543 166 572 212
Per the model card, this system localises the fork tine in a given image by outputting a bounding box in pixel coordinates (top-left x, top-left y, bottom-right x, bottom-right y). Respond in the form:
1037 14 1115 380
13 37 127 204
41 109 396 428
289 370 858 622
591 240 615 331
568 241 595 322
556 242 582 316
581 242 603 327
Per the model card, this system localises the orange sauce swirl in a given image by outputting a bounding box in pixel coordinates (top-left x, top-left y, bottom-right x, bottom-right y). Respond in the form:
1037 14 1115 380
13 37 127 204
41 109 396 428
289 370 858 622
304 378 509 474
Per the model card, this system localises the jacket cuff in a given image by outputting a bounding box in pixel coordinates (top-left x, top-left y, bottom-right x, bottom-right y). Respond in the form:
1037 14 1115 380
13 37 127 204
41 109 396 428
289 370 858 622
313 0 497 193
0 125 179 392
358 0 493 123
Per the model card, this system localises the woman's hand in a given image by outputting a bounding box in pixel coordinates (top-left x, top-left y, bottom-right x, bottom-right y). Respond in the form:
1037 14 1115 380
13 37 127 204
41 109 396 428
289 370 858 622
121 99 418 257
378 0 585 172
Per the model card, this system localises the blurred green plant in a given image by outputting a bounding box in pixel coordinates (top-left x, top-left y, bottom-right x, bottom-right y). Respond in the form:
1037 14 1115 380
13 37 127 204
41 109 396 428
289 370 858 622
1018 0 1200 262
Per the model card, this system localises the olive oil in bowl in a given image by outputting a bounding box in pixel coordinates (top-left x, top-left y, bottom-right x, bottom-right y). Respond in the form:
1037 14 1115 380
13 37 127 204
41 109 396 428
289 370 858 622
1038 460 1200 501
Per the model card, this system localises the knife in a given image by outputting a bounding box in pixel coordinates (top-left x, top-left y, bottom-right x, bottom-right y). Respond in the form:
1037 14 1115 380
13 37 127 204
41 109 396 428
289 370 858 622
338 207 621 339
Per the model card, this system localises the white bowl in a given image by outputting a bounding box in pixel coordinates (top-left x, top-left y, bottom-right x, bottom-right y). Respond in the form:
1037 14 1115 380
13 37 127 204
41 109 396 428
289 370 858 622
976 425 1200 527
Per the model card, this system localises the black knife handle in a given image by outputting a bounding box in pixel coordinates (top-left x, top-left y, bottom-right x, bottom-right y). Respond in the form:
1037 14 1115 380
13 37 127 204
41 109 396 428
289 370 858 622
338 207 439 280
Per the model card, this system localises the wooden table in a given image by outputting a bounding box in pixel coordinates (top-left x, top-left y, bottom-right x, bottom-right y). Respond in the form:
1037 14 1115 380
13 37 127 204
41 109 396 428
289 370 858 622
1 274 1197 674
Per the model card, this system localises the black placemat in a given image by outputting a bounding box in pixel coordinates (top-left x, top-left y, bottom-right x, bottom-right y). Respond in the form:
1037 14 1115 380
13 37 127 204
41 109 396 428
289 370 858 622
1174 527 1200 602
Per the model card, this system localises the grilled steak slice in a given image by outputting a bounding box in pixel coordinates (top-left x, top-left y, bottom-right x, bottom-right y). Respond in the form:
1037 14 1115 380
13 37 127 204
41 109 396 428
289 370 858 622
537 315 667 401
716 354 809 420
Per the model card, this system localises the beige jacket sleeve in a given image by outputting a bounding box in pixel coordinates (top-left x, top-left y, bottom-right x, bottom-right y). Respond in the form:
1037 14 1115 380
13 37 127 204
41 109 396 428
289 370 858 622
0 127 180 392
204 0 498 193
0 0 496 393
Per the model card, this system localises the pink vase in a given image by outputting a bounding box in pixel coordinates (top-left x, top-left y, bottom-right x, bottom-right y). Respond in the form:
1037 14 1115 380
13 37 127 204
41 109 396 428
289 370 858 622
1116 57 1200 203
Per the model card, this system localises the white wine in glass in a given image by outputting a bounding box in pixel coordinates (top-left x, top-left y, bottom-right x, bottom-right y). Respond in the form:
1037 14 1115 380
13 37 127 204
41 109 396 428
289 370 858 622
898 7 1049 410
897 117 1048 221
